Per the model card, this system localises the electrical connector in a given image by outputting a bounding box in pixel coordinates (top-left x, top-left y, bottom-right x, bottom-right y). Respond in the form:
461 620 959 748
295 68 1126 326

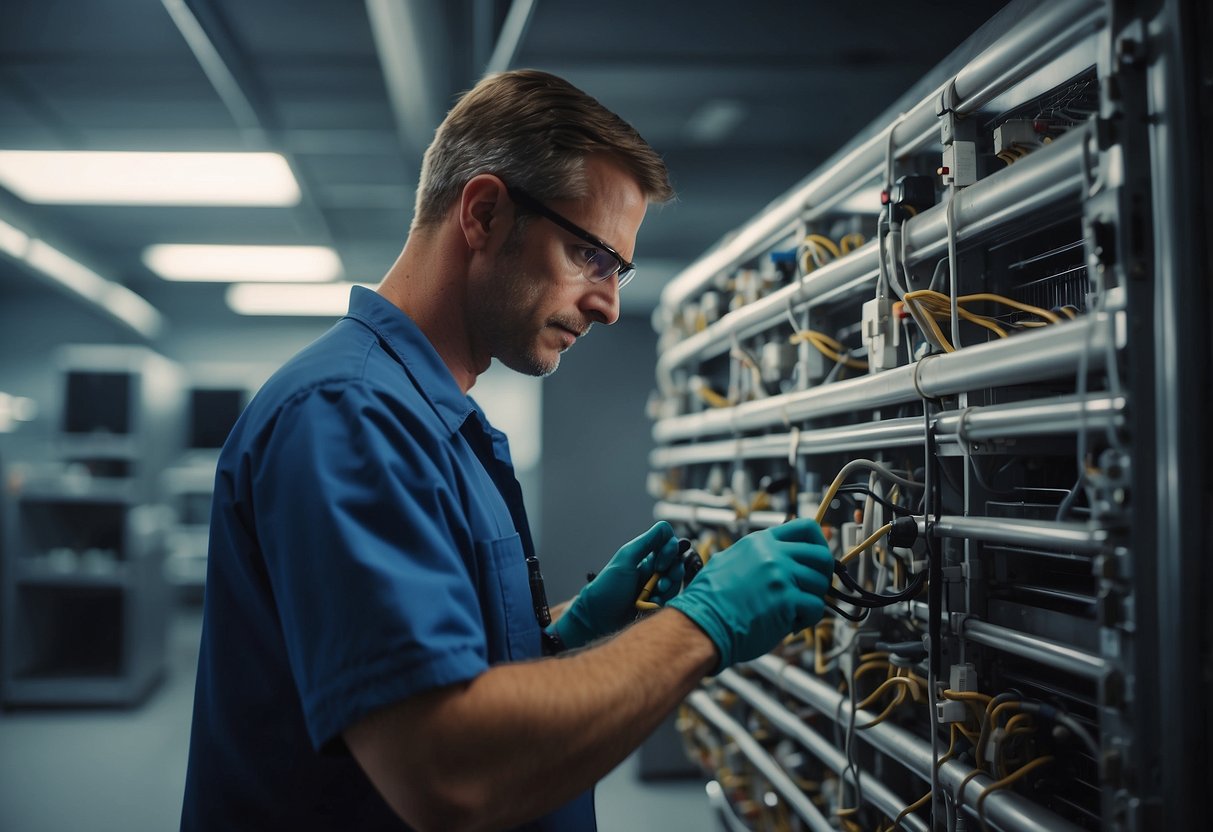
993 119 1039 156
880 174 936 221
936 698 968 724
949 662 978 692
862 296 901 372
939 141 977 187
889 515 919 548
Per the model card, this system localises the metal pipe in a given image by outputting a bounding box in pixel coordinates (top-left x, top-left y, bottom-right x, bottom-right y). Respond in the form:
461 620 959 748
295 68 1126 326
964 619 1107 679
650 394 1123 469
902 126 1089 263
660 0 1103 312
748 656 1086 832
908 603 1106 680
654 501 785 530
717 670 930 832
654 313 1110 443
926 515 1109 554
932 394 1125 442
686 690 835 832
657 240 879 393
704 780 753 832
656 130 1089 392
650 418 923 469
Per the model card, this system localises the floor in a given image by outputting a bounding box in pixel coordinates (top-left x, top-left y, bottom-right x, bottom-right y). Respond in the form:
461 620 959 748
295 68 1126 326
0 606 713 831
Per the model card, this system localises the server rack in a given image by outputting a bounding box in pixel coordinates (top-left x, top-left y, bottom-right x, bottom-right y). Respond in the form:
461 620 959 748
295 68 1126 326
648 1 1210 829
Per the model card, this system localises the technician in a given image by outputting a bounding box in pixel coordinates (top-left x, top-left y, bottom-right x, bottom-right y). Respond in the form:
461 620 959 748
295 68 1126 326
181 69 833 832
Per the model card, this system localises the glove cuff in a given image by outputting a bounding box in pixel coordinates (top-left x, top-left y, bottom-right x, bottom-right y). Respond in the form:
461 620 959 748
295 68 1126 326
551 604 597 651
667 596 729 674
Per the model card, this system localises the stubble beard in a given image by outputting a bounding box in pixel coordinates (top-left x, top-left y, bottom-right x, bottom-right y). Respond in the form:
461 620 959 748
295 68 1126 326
472 234 561 378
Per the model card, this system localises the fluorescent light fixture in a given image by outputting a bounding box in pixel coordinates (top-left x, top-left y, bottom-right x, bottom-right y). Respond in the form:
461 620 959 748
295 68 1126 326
0 218 31 258
143 244 342 282
226 282 375 316
0 151 301 205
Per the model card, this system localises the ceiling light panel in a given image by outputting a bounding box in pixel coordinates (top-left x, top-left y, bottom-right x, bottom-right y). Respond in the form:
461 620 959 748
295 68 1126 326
143 244 341 282
0 151 301 206
226 282 375 316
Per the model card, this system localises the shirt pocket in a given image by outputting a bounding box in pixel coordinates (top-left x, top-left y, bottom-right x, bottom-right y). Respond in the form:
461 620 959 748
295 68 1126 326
475 533 541 662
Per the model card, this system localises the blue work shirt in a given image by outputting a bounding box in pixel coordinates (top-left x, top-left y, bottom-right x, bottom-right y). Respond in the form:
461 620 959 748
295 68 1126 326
182 286 595 831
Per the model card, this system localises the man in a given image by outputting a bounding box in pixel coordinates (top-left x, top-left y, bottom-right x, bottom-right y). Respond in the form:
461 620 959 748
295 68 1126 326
182 69 833 831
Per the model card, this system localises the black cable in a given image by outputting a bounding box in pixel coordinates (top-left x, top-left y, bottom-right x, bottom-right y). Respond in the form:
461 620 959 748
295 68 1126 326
825 599 869 622
834 484 915 516
831 567 926 606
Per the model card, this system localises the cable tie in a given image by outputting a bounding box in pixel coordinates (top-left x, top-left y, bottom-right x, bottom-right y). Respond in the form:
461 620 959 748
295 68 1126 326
912 353 942 401
787 426 801 468
955 404 976 449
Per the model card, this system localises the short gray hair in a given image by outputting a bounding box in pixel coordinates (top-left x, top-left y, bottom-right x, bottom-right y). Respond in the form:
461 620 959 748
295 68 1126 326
411 69 674 232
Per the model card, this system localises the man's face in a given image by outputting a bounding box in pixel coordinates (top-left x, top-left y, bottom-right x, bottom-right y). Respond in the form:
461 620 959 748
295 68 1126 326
469 156 648 377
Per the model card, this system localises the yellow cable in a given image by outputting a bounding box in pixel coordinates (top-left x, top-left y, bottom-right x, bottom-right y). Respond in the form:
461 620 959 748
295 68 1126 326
902 296 956 352
975 756 1054 832
692 381 732 409
840 233 866 253
942 690 993 705
840 522 894 565
804 234 842 259
1004 713 1034 734
857 675 921 710
789 329 869 371
905 289 1060 325
960 292 1061 323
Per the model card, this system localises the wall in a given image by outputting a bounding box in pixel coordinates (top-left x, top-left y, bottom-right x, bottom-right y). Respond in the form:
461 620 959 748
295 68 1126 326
537 315 658 604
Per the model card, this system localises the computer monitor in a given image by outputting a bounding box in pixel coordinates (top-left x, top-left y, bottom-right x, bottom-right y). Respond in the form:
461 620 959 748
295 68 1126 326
61 371 133 435
187 387 246 450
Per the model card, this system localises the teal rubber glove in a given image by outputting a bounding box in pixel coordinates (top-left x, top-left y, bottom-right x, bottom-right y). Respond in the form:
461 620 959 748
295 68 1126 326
667 517 832 673
549 521 685 650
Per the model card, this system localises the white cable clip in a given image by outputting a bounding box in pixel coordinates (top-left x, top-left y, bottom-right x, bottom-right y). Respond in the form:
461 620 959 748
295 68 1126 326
787 426 801 468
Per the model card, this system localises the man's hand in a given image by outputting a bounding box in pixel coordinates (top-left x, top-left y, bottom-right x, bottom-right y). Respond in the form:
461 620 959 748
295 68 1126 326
668 517 832 673
549 521 685 650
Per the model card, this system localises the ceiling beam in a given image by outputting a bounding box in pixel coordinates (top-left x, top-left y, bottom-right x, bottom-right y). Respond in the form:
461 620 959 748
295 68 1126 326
0 198 165 341
484 0 536 76
365 0 458 164
159 0 339 251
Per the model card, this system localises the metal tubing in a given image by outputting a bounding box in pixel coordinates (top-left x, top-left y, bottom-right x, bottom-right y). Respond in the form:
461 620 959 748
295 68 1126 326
657 130 1089 392
717 670 930 832
654 313 1109 443
654 501 785 530
932 394 1125 442
650 418 923 469
749 656 1086 832
704 781 754 832
964 619 1107 679
657 240 879 393
908 603 1106 680
686 690 834 832
926 515 1108 554
660 0 1103 312
650 394 1123 469
902 126 1089 263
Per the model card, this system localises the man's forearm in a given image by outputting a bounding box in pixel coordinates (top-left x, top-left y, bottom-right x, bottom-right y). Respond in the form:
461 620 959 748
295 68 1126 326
346 608 716 832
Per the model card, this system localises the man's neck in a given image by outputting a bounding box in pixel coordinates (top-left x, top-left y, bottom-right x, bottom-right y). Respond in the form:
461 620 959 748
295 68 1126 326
377 228 486 395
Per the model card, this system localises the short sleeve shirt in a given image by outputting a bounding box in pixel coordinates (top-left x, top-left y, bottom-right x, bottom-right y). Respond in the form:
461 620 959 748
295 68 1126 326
181 286 595 831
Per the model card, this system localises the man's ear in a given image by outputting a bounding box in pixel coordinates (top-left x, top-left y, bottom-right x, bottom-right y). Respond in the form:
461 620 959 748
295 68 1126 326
458 174 511 252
